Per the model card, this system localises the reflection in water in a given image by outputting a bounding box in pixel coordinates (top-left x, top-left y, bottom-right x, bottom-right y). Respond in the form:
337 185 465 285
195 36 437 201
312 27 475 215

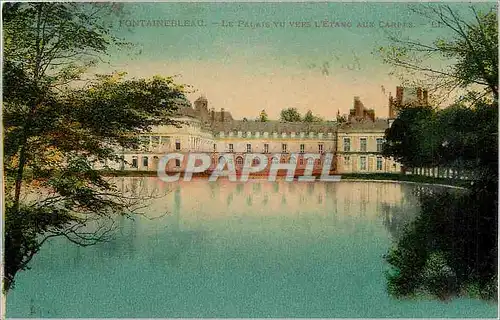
7 179 496 318
379 184 451 240
236 183 244 195
273 183 279 193
307 183 314 195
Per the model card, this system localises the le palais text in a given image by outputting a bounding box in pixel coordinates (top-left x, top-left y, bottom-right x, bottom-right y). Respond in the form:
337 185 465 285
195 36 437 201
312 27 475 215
119 19 420 29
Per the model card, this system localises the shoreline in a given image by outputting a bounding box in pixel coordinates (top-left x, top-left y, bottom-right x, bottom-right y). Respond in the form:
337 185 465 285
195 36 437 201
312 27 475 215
100 171 471 189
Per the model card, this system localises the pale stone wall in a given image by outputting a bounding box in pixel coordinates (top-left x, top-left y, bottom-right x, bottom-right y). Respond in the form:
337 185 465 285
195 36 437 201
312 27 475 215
99 100 404 174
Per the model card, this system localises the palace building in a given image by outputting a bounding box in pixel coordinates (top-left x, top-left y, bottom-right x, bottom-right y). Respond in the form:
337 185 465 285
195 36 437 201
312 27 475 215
105 87 426 175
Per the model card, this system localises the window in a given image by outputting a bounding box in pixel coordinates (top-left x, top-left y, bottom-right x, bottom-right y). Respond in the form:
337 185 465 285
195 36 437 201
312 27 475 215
360 156 367 170
252 158 260 165
175 140 181 151
236 157 244 165
175 159 181 167
143 156 148 167
272 157 279 164
318 144 324 153
377 156 383 170
315 159 321 165
307 158 314 165
343 138 351 152
264 144 269 153
132 157 138 168
246 144 252 153
376 138 384 153
299 158 304 165
360 138 367 152
280 157 286 163
151 136 160 147
213 144 217 152
229 144 234 153
282 143 287 153
344 156 350 169
300 144 305 153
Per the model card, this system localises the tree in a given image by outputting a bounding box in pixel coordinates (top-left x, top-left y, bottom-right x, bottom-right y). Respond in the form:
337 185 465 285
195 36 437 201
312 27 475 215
259 109 268 122
377 4 498 102
378 3 498 300
3 3 185 291
382 105 438 168
303 110 323 122
336 110 347 123
280 107 302 122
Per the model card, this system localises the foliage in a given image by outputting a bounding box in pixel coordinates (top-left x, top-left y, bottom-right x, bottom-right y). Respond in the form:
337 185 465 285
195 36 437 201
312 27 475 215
376 4 498 101
383 94 497 173
259 109 269 122
280 107 302 122
3 2 186 291
385 182 497 301
379 4 498 301
383 105 437 168
303 110 324 122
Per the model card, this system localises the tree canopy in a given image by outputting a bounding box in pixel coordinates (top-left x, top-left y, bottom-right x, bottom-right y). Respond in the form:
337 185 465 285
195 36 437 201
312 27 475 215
279 107 302 122
3 3 186 291
303 110 324 122
379 3 498 301
377 4 498 102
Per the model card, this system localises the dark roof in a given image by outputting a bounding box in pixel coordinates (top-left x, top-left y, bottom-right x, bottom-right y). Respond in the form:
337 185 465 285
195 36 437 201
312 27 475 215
338 119 388 132
210 120 338 133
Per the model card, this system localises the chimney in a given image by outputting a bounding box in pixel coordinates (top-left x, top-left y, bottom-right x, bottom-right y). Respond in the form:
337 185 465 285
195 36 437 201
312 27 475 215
354 96 363 118
396 86 404 105
367 109 375 122
221 108 225 122
417 87 423 102
211 108 215 122
423 89 428 105
388 93 395 118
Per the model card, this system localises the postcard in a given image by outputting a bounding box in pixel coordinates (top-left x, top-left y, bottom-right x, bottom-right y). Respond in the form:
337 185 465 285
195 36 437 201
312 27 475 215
2 1 498 319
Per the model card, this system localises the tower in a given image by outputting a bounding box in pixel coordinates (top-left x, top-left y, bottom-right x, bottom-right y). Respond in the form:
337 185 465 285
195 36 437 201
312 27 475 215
194 95 209 121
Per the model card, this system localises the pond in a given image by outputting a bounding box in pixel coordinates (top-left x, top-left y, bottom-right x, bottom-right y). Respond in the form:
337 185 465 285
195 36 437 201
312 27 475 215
6 178 497 318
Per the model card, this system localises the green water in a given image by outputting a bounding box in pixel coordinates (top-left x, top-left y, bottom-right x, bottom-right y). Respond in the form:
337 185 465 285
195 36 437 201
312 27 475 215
6 179 497 318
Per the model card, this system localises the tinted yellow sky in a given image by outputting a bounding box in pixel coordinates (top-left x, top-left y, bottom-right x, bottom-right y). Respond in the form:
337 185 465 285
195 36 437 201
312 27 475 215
99 2 493 120
113 60 399 120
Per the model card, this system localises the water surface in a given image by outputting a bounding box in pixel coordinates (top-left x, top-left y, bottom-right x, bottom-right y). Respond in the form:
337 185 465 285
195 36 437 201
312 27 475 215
7 179 497 318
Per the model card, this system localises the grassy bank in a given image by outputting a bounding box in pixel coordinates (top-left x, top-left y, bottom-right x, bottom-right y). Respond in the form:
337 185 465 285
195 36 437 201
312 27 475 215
340 173 472 188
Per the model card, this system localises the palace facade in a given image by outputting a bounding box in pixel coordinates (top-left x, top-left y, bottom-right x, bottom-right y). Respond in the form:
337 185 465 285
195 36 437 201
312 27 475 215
106 87 426 174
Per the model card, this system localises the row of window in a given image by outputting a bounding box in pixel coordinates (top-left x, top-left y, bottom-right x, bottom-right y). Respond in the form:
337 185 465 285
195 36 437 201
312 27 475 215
216 157 323 166
343 137 384 152
129 155 325 168
131 156 157 168
221 143 325 153
343 156 384 170
129 155 390 171
138 136 384 153
220 131 334 139
139 136 202 152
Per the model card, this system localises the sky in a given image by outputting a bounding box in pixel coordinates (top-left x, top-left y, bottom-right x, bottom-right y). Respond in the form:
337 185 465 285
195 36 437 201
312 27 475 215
95 2 495 120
